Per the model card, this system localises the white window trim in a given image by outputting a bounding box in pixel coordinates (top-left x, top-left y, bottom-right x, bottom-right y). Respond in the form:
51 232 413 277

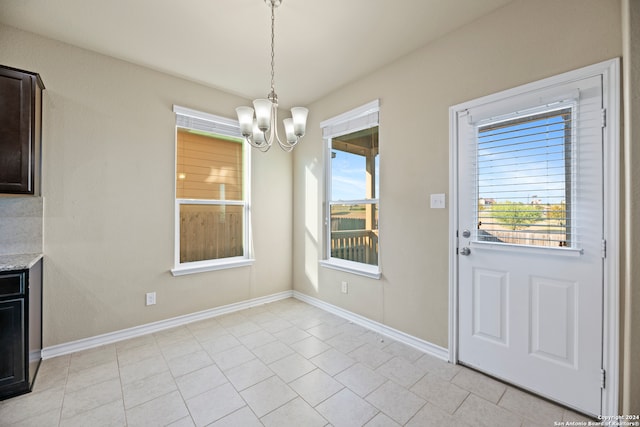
321 100 381 279
170 105 254 276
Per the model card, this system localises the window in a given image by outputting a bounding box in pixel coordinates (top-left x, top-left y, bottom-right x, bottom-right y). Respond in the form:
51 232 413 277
320 100 381 278
171 106 252 276
475 103 575 248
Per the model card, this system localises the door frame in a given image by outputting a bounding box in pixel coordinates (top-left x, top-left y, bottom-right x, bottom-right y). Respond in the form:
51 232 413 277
448 58 620 416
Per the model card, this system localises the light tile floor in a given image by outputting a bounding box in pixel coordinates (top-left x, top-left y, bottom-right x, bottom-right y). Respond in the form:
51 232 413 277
0 298 595 426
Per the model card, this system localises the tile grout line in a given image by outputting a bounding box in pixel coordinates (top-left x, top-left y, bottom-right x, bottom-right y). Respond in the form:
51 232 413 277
452 389 472 416
115 337 129 427
173 320 248 426
56 353 72 427
156 329 197 427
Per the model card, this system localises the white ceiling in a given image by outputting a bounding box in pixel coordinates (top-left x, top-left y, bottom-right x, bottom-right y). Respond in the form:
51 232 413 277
0 0 512 108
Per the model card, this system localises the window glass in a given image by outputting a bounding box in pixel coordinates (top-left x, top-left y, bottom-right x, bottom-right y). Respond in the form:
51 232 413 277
176 129 243 200
175 127 248 267
179 204 244 263
329 126 379 266
476 107 573 248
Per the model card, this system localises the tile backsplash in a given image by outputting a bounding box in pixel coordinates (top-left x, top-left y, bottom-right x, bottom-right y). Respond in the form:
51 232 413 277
0 197 43 255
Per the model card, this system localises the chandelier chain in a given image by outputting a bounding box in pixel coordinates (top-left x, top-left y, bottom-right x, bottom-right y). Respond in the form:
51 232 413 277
270 2 276 98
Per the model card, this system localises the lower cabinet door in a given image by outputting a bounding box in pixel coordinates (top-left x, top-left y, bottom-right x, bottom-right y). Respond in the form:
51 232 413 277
0 299 26 393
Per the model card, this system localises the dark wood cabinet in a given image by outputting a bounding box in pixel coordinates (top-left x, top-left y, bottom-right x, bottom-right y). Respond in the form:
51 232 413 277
0 259 42 400
0 65 45 195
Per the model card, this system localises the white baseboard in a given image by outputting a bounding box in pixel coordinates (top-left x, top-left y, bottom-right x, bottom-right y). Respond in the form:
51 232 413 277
292 291 449 361
41 290 293 359
42 289 449 363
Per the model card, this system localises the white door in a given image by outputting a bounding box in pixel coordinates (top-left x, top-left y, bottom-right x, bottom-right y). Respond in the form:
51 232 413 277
454 70 607 415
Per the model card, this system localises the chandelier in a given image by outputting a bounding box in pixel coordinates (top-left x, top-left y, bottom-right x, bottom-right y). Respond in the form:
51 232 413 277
236 0 308 152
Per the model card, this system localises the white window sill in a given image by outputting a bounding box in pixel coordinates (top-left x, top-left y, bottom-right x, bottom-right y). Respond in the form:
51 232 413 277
319 259 381 279
171 258 255 276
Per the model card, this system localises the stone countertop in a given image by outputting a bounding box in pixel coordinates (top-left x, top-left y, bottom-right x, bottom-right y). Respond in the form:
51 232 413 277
0 253 43 272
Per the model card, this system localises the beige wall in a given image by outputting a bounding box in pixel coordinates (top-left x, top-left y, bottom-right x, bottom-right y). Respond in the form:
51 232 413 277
0 24 293 346
1 0 637 414
293 0 621 356
622 0 640 416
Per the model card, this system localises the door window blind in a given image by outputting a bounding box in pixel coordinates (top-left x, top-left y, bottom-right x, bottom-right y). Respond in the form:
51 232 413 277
475 106 575 248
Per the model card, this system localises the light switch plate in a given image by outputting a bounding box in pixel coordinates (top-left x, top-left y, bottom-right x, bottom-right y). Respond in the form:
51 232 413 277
430 193 446 209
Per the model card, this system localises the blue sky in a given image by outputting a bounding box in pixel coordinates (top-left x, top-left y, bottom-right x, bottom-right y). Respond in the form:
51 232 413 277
331 150 380 201
477 112 569 205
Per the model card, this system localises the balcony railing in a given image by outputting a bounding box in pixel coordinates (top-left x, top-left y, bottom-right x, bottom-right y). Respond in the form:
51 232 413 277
330 230 378 266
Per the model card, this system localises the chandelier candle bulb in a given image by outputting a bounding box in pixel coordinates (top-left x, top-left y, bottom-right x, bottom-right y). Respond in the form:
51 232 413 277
253 121 266 144
236 106 255 136
284 118 296 142
291 107 309 136
253 99 272 131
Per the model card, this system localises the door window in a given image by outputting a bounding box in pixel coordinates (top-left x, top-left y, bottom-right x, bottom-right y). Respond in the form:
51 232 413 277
475 105 575 248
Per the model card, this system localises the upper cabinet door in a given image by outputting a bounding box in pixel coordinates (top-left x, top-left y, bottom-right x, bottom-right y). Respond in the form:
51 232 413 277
0 66 44 195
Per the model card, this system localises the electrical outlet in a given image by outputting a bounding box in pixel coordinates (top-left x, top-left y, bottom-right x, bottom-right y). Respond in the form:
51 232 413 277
146 292 156 306
341 281 348 294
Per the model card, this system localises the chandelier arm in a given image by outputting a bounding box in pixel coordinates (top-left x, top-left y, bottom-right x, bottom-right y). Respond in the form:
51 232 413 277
257 142 271 153
245 135 272 151
275 132 298 150
280 139 299 151
260 102 292 150
280 144 295 153
245 137 262 149
263 127 288 149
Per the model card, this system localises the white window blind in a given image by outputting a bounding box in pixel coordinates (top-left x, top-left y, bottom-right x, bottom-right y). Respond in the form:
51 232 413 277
320 99 379 138
173 105 241 139
475 104 576 248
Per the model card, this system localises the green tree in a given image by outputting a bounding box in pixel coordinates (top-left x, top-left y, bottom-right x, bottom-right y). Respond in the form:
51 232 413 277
491 201 543 230
546 203 566 223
